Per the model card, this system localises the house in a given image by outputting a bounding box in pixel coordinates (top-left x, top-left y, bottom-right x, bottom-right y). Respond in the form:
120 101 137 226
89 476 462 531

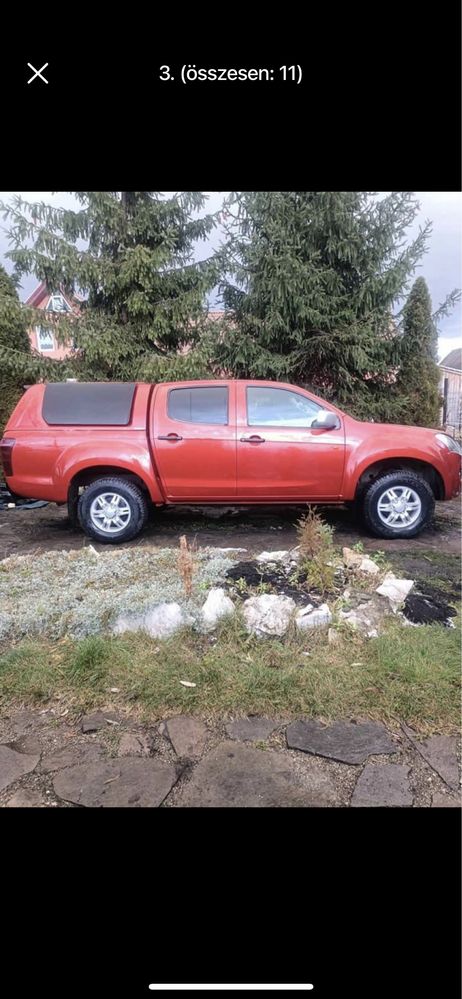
439 348 462 432
26 282 226 360
26 281 81 359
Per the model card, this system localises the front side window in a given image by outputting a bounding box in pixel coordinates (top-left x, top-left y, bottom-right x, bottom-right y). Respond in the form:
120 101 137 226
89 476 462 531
36 326 54 351
247 387 323 427
168 386 228 425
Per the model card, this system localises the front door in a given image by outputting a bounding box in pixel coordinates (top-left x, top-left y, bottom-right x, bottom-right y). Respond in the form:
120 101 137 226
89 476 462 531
236 383 345 499
153 382 237 500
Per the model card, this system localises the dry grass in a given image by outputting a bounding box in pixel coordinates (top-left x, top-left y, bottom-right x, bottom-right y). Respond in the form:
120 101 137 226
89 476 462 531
177 535 194 597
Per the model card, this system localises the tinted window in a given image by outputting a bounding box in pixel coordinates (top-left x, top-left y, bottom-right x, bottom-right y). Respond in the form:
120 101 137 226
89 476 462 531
43 382 136 425
168 387 228 424
247 387 322 427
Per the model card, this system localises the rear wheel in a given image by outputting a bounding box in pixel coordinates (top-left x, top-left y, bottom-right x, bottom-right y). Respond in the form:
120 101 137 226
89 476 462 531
77 477 149 544
361 471 435 539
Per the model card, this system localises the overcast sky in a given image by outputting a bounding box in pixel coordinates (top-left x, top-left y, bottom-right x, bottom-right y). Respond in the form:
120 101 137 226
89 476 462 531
0 191 460 360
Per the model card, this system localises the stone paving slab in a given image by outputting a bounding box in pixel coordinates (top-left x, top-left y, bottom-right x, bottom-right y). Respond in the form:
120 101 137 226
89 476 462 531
225 717 279 742
417 735 459 791
117 732 151 757
351 764 413 807
9 733 42 755
40 742 105 773
164 716 208 757
7 788 47 807
2 710 49 740
286 719 397 764
174 741 341 807
431 792 461 808
0 745 40 793
53 758 177 807
81 712 119 733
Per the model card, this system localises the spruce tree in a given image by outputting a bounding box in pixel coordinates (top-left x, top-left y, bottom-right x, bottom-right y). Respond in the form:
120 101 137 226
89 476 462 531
397 277 442 427
0 192 219 382
210 192 433 419
0 264 31 432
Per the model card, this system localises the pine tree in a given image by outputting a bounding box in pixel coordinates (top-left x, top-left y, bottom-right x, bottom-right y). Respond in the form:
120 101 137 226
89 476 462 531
396 277 442 427
209 192 434 420
0 264 31 432
0 193 219 382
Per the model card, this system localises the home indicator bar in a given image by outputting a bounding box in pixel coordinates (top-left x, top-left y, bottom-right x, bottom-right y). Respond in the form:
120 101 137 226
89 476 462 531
148 987 315 992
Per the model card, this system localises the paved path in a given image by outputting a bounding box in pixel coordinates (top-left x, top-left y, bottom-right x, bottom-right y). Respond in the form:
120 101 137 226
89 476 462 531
1 708 460 808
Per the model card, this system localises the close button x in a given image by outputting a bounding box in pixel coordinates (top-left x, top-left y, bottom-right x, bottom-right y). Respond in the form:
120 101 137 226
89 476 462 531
27 62 48 84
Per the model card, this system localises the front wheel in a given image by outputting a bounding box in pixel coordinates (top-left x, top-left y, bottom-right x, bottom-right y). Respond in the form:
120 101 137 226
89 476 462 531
78 477 149 544
361 471 435 539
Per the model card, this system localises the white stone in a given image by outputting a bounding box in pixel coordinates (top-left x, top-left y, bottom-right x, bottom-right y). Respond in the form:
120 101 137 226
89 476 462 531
288 548 301 562
375 572 414 608
113 602 192 639
200 587 235 631
255 550 290 564
343 546 363 569
144 604 193 638
295 603 332 630
113 613 144 636
214 547 248 553
359 556 380 575
343 547 379 575
242 594 296 637
338 594 393 636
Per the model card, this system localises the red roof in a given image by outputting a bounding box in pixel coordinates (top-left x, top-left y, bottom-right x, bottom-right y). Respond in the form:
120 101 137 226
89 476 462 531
25 280 81 312
25 280 49 307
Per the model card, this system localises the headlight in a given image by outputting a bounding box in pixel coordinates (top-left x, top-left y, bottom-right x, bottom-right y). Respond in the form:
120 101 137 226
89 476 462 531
435 433 462 454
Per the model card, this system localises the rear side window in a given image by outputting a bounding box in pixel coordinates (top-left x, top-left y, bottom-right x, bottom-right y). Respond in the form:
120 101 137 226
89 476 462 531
168 387 228 424
42 382 136 425
247 386 322 426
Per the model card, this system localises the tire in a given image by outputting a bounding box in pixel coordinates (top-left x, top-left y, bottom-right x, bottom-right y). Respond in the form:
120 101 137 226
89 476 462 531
361 471 435 539
77 477 149 544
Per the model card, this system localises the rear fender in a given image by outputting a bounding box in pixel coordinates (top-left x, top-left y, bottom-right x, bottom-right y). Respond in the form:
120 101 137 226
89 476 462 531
56 442 163 502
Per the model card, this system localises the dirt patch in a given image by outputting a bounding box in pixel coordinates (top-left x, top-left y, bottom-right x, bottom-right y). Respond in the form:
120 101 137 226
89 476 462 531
403 592 457 625
0 499 460 561
224 559 329 605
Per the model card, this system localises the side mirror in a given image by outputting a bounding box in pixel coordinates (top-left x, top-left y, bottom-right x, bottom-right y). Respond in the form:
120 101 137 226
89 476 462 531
311 410 340 430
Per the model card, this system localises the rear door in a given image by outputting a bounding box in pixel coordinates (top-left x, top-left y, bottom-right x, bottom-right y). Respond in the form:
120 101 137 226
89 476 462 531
236 383 345 499
152 382 237 500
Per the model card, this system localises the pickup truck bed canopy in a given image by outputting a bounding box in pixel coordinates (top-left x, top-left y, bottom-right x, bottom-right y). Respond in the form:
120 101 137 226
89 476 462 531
42 382 137 426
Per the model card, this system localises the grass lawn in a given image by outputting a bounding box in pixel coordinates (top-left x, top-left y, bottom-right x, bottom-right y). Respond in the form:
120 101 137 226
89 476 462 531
0 612 459 735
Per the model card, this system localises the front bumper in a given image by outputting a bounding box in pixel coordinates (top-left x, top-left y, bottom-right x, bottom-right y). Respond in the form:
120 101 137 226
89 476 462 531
444 452 462 499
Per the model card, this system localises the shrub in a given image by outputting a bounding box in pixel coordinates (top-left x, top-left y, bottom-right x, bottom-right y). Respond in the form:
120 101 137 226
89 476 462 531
296 507 336 596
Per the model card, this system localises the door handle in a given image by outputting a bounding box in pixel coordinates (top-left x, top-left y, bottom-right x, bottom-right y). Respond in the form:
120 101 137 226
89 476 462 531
157 433 183 441
240 435 265 443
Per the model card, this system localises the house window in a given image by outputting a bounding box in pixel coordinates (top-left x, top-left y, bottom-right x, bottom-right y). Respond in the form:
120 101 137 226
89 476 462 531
46 293 71 313
36 326 55 351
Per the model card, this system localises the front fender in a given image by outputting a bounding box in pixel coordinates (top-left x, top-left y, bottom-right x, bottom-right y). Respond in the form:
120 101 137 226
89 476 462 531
343 436 448 500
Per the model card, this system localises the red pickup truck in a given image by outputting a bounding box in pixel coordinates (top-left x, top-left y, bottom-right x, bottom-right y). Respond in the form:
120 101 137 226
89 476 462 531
1 379 460 544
